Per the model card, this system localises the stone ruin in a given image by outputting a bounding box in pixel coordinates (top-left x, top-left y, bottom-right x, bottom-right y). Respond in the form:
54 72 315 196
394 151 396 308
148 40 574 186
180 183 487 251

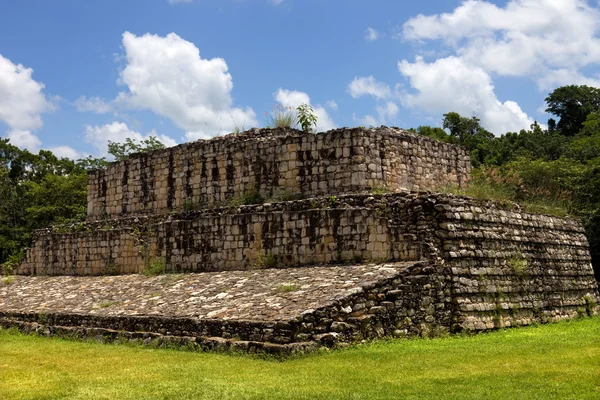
1 127 598 355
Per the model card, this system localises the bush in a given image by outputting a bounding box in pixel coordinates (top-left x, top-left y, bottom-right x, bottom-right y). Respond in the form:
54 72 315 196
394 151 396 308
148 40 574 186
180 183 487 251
265 104 297 129
142 258 167 276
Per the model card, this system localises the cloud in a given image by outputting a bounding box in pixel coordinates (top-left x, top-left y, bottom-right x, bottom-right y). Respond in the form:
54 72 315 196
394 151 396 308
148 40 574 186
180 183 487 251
84 121 177 158
115 32 257 141
48 145 82 160
365 27 380 41
0 53 56 150
376 101 399 122
353 101 400 127
6 130 42 152
348 76 391 100
326 100 338 110
274 89 336 131
398 56 534 134
74 96 113 114
402 0 600 89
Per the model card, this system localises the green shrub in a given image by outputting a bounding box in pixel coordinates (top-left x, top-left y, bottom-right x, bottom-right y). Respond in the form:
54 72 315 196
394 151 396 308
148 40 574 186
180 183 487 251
253 252 281 269
266 104 297 129
507 256 529 274
142 258 167 277
297 104 318 133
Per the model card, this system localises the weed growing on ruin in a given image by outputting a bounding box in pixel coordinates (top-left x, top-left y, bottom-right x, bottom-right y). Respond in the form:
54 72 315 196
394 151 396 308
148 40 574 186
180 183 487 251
276 283 298 293
142 258 167 276
583 294 598 317
252 252 281 269
269 190 305 202
228 188 265 207
97 301 119 309
507 256 529 274
265 104 297 129
371 185 391 195
328 195 338 208
297 104 318 133
1 258 16 285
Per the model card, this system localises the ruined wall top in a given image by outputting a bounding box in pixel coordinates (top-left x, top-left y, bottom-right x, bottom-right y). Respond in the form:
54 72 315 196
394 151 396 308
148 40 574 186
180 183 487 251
87 126 471 218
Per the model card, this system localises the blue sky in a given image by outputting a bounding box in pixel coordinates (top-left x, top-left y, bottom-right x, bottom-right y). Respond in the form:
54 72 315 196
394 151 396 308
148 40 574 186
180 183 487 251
1 0 599 159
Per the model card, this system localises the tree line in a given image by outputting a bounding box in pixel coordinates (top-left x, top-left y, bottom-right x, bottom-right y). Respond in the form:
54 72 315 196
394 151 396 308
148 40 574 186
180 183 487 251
1 85 599 281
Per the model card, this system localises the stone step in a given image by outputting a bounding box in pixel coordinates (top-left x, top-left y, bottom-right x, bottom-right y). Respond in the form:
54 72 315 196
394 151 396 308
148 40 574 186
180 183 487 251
0 318 318 356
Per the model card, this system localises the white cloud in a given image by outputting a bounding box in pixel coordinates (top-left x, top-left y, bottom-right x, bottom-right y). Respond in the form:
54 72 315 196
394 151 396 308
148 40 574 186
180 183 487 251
354 101 399 127
402 0 600 89
376 101 399 122
115 32 257 140
365 27 380 41
74 96 112 114
7 130 42 152
84 121 177 158
325 100 338 110
274 89 336 131
398 56 534 134
48 145 82 160
536 69 600 92
0 53 55 150
348 76 391 100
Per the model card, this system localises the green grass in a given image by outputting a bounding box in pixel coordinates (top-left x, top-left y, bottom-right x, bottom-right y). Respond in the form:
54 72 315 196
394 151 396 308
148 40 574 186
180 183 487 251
0 318 599 399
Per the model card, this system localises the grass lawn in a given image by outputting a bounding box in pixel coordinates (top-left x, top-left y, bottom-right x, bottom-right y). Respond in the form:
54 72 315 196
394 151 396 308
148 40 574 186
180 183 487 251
0 318 599 400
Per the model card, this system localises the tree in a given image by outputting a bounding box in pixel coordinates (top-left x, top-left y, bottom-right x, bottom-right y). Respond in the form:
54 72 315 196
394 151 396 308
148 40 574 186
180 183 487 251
408 126 456 144
107 136 166 161
545 85 600 136
442 112 495 167
0 139 88 264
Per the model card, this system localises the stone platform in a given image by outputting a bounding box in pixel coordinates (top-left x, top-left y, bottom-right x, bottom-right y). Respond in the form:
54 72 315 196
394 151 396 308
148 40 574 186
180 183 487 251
1 262 445 355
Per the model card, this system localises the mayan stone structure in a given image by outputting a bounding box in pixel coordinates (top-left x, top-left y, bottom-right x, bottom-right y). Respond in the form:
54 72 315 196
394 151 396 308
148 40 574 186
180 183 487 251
2 127 598 356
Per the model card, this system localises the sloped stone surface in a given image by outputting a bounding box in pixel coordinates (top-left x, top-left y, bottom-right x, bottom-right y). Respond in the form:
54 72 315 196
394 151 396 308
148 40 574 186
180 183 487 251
1 263 411 321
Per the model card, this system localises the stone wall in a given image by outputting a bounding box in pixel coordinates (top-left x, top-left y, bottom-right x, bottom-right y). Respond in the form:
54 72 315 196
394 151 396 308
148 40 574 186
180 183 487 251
432 198 598 330
18 229 144 276
87 127 471 218
18 196 422 275
11 192 600 347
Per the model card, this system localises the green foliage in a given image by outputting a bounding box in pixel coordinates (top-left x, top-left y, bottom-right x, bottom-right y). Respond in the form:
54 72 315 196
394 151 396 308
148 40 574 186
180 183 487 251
507 256 529 274
409 125 456 144
276 283 298 293
328 195 338 208
265 104 297 129
371 185 391 195
545 85 600 136
253 252 280 269
228 189 265 207
0 139 90 265
296 103 318 132
107 136 166 162
443 112 495 167
142 258 167 277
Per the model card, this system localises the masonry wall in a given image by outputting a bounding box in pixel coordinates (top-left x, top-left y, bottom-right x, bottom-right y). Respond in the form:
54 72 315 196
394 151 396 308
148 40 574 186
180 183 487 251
17 229 145 276
431 198 598 330
15 193 600 332
87 128 471 218
18 197 423 275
